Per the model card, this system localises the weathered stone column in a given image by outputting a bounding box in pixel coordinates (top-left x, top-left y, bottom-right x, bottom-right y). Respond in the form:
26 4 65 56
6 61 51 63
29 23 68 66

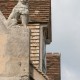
0 26 30 80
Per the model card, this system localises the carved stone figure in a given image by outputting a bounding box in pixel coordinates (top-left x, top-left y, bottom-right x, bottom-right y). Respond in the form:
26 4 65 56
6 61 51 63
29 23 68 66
7 0 29 28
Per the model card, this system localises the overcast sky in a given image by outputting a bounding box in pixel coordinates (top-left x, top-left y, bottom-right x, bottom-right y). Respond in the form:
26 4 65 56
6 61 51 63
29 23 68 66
47 0 80 80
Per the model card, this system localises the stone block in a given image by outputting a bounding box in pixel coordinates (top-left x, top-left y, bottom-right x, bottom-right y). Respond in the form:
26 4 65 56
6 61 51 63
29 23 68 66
30 36 39 39
0 26 30 80
30 40 39 43
30 47 39 50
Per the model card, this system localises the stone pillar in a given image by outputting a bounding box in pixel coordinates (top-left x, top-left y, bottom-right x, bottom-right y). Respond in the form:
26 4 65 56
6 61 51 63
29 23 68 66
0 26 30 80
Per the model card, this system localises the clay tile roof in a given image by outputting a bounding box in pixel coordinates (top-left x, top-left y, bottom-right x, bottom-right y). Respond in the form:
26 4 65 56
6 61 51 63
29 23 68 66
46 53 61 80
0 0 51 23
29 0 51 22
0 0 17 18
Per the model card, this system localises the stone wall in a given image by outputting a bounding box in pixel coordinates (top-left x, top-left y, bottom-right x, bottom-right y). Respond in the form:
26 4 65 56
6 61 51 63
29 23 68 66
0 26 30 80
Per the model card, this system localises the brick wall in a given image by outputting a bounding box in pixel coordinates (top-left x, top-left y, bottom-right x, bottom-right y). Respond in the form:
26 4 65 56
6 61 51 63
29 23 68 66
46 53 61 80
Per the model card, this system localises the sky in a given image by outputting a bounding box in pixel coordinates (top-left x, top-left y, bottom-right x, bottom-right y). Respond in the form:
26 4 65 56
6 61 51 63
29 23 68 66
47 0 80 80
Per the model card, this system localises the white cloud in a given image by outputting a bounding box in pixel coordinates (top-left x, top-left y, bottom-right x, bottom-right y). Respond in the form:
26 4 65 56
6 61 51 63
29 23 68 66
62 65 80 80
